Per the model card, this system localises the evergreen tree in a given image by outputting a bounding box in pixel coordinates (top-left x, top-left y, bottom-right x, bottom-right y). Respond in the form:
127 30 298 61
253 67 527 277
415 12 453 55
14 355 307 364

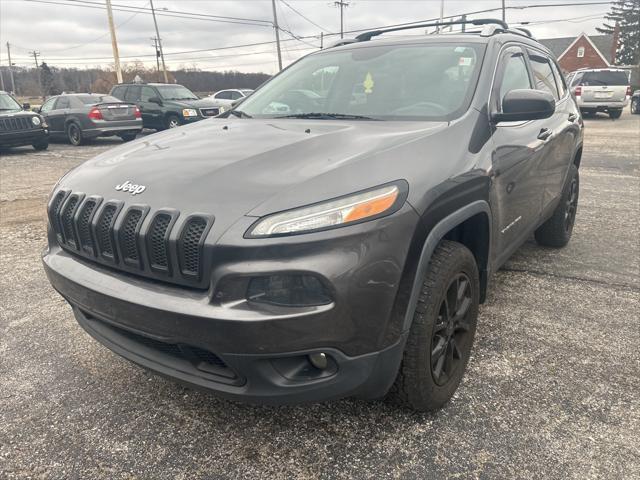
596 0 640 65
39 62 58 96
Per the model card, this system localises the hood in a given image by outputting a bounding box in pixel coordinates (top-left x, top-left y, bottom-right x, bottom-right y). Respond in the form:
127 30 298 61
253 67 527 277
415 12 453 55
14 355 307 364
59 117 451 237
0 109 38 118
168 97 219 108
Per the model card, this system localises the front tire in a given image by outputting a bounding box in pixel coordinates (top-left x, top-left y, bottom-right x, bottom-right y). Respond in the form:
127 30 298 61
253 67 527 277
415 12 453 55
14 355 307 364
387 240 479 412
32 139 49 151
535 163 579 248
609 109 622 120
165 114 181 129
67 123 84 146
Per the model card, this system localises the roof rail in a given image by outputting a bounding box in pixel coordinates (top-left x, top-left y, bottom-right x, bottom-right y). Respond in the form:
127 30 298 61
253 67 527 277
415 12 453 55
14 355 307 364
355 18 509 42
513 27 534 38
327 38 358 48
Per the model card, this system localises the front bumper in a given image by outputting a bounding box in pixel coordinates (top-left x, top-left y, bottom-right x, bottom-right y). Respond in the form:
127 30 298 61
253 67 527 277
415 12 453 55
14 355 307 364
42 205 418 404
0 127 48 147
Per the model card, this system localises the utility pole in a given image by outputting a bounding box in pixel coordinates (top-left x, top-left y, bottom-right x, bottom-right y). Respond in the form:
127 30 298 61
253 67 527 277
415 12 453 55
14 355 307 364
105 0 123 83
7 43 16 94
437 0 444 33
150 0 169 82
0 66 5 91
271 0 283 71
334 1 349 39
320 32 324 50
501 0 506 23
151 37 161 82
29 50 40 68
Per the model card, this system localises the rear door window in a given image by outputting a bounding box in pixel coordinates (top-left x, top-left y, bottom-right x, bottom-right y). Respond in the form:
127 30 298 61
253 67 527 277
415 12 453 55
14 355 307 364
215 91 232 100
528 51 559 99
124 86 141 103
581 71 629 86
40 97 57 113
111 86 126 99
550 61 567 97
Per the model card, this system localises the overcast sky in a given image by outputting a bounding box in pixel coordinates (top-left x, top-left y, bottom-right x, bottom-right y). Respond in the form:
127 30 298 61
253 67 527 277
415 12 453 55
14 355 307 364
0 0 612 73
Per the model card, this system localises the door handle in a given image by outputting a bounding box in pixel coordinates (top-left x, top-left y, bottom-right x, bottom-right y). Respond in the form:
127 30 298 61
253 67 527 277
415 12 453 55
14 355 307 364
537 128 553 141
568 113 577 122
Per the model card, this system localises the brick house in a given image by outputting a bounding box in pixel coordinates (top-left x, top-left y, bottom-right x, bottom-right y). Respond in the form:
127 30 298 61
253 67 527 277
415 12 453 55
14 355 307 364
539 32 618 74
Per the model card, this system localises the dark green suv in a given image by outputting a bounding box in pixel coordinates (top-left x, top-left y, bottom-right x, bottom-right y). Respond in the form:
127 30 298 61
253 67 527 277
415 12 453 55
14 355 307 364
110 83 222 130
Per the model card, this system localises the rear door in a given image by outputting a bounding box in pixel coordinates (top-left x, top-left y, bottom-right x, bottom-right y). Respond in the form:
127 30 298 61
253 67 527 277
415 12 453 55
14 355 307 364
580 70 629 104
526 49 575 213
489 45 549 262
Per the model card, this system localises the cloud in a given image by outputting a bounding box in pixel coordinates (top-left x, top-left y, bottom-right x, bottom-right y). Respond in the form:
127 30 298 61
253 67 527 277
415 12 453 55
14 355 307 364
0 0 611 73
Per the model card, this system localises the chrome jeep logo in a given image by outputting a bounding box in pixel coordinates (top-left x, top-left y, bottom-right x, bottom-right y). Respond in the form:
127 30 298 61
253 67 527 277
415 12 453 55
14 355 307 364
115 180 146 195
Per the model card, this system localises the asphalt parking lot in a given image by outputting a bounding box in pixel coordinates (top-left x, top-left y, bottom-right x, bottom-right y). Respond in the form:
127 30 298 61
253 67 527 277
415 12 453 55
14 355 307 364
1 112 639 479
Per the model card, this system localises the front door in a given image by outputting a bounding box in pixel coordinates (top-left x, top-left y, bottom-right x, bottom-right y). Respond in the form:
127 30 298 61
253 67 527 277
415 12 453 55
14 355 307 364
139 86 163 128
489 46 550 264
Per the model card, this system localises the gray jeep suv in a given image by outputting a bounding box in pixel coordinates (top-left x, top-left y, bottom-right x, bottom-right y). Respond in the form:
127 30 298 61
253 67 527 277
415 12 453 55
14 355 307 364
43 19 583 411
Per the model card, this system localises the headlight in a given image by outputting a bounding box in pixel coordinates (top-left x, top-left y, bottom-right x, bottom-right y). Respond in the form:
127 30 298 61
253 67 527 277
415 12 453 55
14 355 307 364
182 108 198 117
31 116 41 126
247 183 402 237
218 106 226 113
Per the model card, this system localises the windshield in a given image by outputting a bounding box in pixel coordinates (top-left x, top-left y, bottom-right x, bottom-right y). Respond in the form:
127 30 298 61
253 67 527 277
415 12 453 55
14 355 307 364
581 71 629 86
77 94 120 104
157 85 198 100
0 93 22 111
237 42 485 121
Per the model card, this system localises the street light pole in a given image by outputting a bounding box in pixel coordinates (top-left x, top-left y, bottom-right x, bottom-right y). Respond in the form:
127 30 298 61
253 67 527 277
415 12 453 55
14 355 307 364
105 0 123 83
150 0 169 83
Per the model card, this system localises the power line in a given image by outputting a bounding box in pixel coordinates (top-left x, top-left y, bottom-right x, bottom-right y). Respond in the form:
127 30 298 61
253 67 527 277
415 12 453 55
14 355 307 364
279 0 332 33
21 0 273 27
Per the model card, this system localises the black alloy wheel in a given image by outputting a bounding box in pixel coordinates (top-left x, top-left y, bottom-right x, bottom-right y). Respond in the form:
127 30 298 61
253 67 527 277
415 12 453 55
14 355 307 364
431 273 473 386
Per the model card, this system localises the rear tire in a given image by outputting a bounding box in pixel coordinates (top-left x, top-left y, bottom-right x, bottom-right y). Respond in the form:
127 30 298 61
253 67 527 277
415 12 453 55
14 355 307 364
387 240 480 412
119 133 137 142
609 109 622 120
534 163 579 248
631 98 639 115
67 123 84 146
32 139 49 151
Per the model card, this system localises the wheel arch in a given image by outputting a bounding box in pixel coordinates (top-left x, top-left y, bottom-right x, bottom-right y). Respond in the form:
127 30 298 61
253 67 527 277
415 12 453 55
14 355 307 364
400 200 492 333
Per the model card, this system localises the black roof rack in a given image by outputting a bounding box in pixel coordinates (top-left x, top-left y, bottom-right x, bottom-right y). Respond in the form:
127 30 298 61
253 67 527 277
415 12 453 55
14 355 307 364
355 18 509 42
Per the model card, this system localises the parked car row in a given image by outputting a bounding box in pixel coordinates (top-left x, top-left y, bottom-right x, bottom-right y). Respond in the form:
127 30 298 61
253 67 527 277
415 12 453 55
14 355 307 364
0 84 255 151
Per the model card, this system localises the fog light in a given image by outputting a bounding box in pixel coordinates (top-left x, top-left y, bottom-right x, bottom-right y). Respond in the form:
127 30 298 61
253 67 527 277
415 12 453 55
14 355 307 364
308 352 328 370
247 275 332 307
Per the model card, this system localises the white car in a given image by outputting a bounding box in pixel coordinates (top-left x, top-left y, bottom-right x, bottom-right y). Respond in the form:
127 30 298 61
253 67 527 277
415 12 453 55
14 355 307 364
566 68 631 119
205 89 254 110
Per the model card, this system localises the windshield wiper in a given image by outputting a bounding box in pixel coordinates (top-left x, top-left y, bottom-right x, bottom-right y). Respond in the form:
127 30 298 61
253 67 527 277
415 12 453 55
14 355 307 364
228 110 252 118
276 112 380 120
0 108 19 111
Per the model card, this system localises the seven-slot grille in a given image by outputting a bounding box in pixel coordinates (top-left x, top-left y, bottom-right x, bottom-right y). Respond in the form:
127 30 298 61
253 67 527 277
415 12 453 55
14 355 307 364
0 116 33 132
199 107 219 117
48 189 213 287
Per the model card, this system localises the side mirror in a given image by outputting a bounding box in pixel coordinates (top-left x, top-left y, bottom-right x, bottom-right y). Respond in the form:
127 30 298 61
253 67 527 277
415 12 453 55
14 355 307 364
22 103 31 110
148 96 162 105
492 89 555 123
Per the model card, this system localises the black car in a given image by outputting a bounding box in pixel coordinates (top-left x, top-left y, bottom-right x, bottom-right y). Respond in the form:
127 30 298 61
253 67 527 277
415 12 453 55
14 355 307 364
631 90 639 114
43 19 583 411
0 91 49 150
109 83 221 130
39 93 142 146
